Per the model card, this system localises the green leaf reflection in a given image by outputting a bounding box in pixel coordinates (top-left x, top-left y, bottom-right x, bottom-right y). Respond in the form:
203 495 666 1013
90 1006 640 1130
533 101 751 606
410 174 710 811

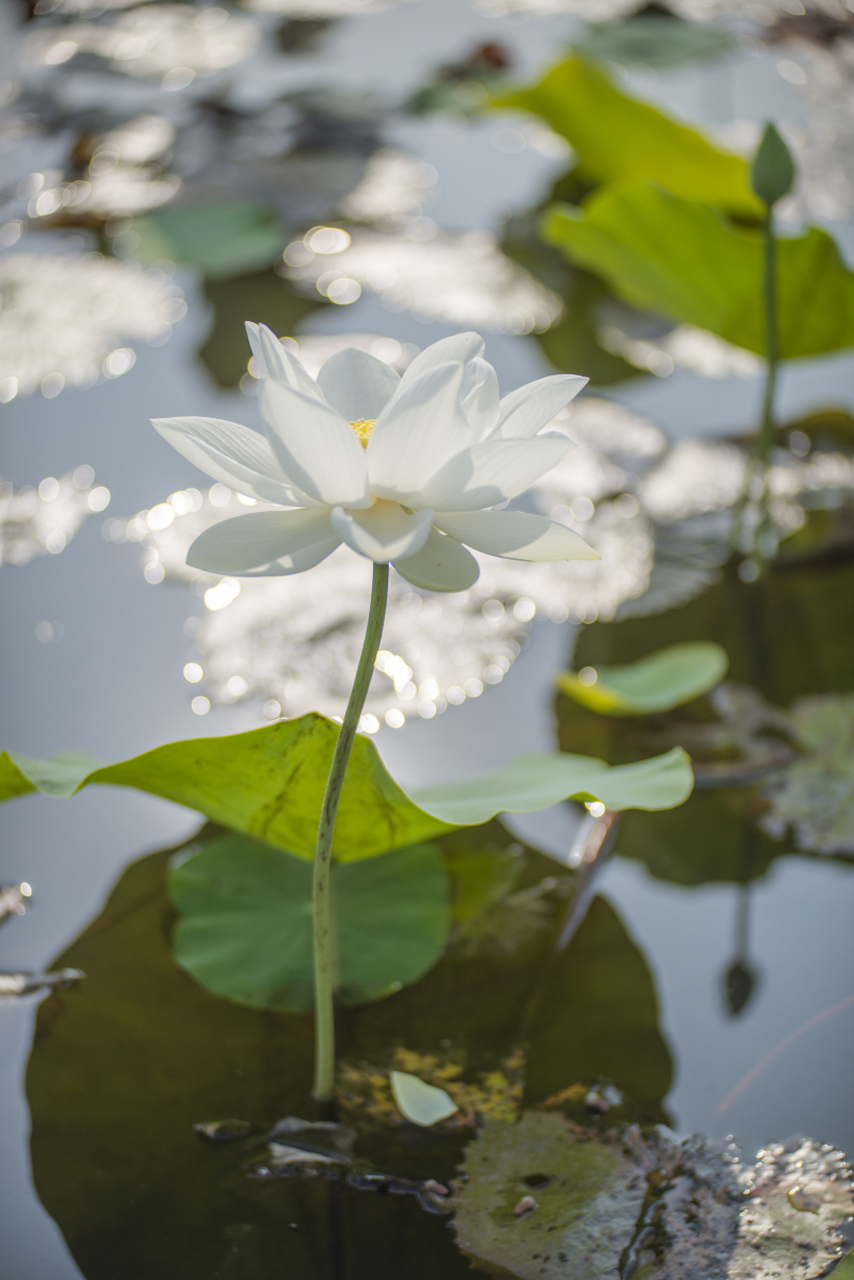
26 833 672 1280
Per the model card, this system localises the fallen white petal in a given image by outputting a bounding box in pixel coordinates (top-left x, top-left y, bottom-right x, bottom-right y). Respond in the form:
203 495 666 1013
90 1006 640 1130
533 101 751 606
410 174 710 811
495 374 588 440
187 508 338 574
316 347 400 421
245 322 322 399
330 501 434 563
369 362 468 503
393 528 479 592
421 435 574 512
152 416 316 506
260 380 370 509
391 1071 458 1126
435 509 599 561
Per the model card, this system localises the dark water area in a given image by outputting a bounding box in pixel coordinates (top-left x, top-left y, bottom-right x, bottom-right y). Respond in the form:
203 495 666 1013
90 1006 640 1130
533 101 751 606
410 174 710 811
1 0 854 1276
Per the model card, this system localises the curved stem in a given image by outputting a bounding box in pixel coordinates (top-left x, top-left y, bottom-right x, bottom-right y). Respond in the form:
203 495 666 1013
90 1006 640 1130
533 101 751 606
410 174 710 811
312 562 389 1101
756 207 780 469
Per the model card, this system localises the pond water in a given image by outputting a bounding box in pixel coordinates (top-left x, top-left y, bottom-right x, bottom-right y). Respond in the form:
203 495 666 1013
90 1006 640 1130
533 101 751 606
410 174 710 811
1 1 854 1276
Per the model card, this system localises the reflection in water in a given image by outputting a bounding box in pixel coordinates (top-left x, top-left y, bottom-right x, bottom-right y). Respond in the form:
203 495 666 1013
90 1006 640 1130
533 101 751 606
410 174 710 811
1 467 109 565
0 254 185 400
285 228 563 334
22 5 261 81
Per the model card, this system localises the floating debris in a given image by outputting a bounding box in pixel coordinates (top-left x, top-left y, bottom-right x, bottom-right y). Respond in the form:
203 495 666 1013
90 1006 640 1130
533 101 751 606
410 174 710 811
0 969 84 997
451 1112 854 1280
337 1047 526 1130
194 1118 258 1142
348 1171 452 1213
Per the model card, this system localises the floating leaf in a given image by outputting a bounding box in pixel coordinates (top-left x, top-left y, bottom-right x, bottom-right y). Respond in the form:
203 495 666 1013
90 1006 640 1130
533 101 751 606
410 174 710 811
410 747 693 826
544 185 854 358
170 835 451 1012
497 57 760 214
390 1071 459 1126
834 1246 854 1277
0 714 693 859
451 1115 854 1279
557 641 729 715
132 199 289 279
575 14 734 70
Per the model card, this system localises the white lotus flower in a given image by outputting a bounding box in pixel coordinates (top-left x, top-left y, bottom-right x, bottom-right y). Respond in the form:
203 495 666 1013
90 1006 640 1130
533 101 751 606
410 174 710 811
152 326 598 592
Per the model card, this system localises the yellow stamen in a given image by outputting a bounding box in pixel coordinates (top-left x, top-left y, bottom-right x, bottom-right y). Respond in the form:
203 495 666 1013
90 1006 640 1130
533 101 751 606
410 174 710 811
349 418 376 447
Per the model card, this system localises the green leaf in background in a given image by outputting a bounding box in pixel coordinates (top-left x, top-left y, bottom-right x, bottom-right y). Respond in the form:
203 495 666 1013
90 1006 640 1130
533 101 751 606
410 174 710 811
556 641 729 716
0 715 451 862
390 1071 458 1125
199 266 328 387
0 716 693 858
410 747 693 824
496 57 760 215
576 14 734 70
132 199 289 279
170 835 451 1012
751 121 797 208
544 184 854 358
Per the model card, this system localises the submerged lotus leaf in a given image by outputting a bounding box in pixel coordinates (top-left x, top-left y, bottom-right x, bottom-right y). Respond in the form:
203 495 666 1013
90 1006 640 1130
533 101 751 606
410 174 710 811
761 694 854 854
170 835 451 1012
451 1112 650 1278
557 641 728 716
451 1117 853 1279
0 714 693 859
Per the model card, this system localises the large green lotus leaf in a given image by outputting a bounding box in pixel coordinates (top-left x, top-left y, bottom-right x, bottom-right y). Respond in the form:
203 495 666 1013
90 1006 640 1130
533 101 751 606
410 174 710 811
557 641 728 716
0 715 450 862
544 185 854 358
496 56 760 214
199 266 327 387
170 835 451 1012
132 198 289 278
0 714 693 858
409 747 693 826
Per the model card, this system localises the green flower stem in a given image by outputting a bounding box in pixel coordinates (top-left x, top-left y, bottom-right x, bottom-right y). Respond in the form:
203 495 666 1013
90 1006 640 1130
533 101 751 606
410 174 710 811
312 561 389 1101
736 205 780 561
757 207 780 469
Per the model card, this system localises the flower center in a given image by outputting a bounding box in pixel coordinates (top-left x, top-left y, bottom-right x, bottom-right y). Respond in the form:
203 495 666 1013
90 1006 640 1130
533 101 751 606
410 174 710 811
349 418 376 448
